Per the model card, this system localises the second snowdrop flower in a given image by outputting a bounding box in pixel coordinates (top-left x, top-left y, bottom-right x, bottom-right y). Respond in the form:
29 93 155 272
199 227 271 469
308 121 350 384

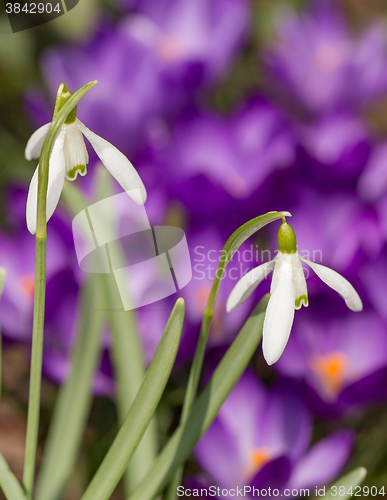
25 83 147 235
227 219 363 366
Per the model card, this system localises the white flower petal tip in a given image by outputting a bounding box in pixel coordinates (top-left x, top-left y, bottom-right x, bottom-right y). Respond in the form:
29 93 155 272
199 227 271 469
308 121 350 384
25 123 51 161
226 260 275 313
301 258 363 312
77 120 147 204
262 259 295 366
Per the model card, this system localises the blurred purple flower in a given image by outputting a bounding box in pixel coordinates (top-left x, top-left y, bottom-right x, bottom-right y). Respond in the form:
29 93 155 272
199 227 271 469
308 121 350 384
123 0 249 89
43 269 114 395
181 227 255 347
195 370 353 497
160 100 295 200
265 0 387 113
288 188 383 274
38 23 168 156
276 312 387 412
300 113 370 180
359 245 387 320
0 187 74 341
358 142 387 202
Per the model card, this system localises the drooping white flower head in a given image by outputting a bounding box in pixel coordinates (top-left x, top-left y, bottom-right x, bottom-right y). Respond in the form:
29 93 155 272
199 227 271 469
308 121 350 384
25 88 146 235
227 219 363 365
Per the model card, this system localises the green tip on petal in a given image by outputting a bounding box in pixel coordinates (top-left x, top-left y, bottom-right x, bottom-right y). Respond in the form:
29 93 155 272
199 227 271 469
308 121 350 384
67 164 86 180
277 222 297 254
295 294 308 308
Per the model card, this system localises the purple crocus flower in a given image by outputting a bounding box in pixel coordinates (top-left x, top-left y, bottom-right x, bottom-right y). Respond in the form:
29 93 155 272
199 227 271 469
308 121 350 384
276 312 387 414
300 112 370 180
358 142 387 202
0 187 75 341
359 245 387 320
181 227 254 346
195 370 353 497
43 269 114 395
38 23 168 156
265 0 387 114
286 187 383 275
160 100 295 200
122 0 249 89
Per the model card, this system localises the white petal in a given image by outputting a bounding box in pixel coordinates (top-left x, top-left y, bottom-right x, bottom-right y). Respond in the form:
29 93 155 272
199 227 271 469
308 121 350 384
26 128 66 235
226 260 275 312
263 258 295 365
301 257 363 312
291 253 308 309
25 123 51 161
77 119 147 204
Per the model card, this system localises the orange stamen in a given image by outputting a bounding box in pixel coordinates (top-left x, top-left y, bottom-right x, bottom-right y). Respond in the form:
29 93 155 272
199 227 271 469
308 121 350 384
19 275 35 298
242 448 271 480
310 352 347 401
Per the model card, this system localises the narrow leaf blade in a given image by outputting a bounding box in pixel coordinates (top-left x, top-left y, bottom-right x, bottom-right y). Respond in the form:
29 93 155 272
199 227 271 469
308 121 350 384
321 468 367 500
81 298 185 500
0 453 27 500
129 295 269 500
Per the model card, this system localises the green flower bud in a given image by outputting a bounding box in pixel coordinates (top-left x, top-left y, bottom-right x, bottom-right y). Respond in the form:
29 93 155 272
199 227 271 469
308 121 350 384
277 221 297 254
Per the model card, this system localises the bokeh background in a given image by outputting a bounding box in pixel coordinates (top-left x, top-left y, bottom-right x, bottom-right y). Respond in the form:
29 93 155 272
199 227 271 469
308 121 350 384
1 0 387 498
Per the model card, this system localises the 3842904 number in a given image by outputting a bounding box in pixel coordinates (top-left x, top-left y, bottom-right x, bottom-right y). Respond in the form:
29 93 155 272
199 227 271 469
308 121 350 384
5 3 62 14
329 485 385 496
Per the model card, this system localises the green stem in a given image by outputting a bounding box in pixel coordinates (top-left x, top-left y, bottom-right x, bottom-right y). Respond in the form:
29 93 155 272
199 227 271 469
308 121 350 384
22 190 48 500
166 211 290 499
22 80 97 499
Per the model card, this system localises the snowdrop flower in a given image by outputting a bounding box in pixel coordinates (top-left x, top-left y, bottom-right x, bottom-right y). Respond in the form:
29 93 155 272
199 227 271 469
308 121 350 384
25 93 147 235
227 219 363 365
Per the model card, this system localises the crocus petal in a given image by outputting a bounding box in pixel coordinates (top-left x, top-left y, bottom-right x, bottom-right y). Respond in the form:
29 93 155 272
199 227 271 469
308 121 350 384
301 257 363 311
289 430 354 490
77 119 147 204
226 259 275 312
25 123 51 161
26 127 66 234
263 258 295 365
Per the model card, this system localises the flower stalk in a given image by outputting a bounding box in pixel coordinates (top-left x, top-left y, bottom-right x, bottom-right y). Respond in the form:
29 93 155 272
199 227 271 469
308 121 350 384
22 80 97 499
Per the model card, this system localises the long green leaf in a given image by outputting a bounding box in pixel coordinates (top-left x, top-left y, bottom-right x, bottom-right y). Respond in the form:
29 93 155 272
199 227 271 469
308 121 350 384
130 295 269 500
96 166 157 492
35 275 104 500
167 211 290 499
64 169 158 493
0 453 26 500
80 298 185 500
321 467 367 500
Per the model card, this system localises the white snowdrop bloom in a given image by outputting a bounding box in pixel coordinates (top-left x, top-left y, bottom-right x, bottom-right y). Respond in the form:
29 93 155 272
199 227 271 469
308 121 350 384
25 107 146 235
227 221 363 366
